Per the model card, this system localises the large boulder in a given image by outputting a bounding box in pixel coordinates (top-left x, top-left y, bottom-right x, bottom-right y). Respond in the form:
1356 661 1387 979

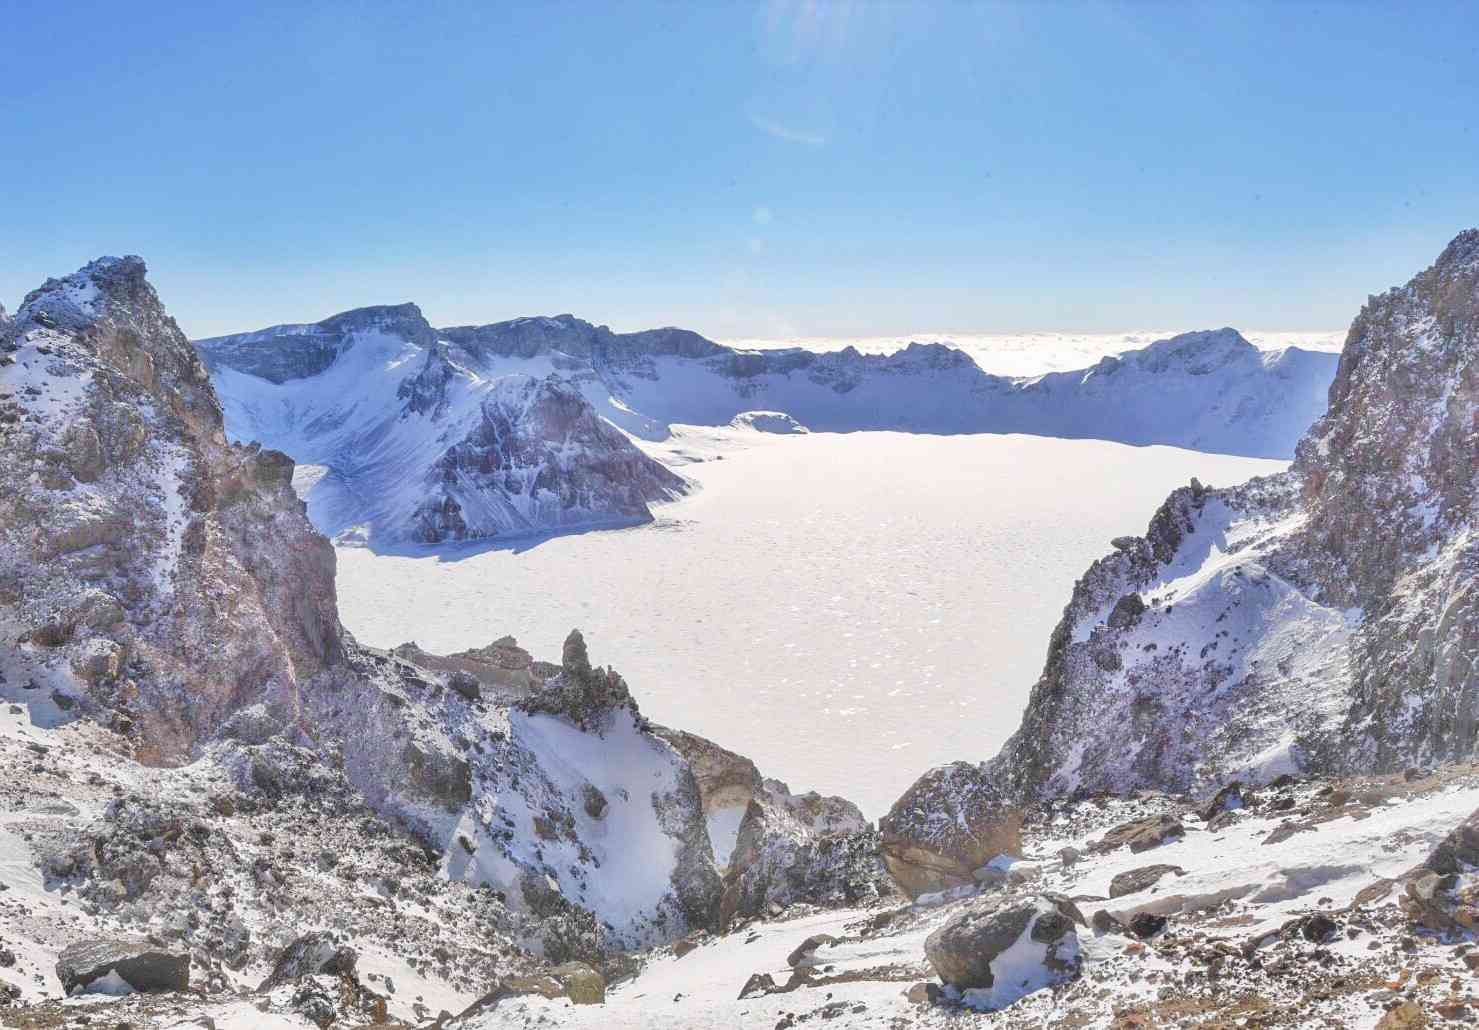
56 939 189 995
924 895 1082 1003
880 762 1023 897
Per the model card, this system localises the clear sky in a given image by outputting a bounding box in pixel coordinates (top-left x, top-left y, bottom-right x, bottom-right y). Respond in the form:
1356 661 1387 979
3 0 1478 340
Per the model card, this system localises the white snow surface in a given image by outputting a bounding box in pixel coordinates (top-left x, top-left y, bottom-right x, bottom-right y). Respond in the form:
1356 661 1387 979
335 428 1285 816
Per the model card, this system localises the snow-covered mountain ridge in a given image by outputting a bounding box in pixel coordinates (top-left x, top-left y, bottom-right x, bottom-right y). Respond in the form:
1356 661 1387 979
197 309 1336 544
197 306 685 545
973 229 1479 805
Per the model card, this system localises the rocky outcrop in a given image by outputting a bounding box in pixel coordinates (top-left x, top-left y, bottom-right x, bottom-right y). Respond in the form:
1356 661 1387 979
880 762 1023 897
0 256 344 763
980 231 1479 804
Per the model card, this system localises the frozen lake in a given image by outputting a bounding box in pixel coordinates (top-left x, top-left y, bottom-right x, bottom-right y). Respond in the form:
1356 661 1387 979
335 429 1286 816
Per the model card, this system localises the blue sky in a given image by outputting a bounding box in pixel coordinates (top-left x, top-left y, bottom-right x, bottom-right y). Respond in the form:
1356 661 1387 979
3 0 1478 340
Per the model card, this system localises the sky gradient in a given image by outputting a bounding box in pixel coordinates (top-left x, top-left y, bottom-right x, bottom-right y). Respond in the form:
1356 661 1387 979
3 0 1478 340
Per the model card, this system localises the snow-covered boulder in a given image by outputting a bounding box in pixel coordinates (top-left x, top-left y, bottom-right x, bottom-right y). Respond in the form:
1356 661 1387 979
56 940 189 995
729 410 809 434
924 894 1083 1002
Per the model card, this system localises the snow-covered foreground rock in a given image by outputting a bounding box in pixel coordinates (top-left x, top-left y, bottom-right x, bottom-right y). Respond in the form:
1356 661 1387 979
198 309 1336 546
976 229 1479 804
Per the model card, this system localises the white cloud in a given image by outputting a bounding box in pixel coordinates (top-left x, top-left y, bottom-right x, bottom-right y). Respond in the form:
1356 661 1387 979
747 112 827 147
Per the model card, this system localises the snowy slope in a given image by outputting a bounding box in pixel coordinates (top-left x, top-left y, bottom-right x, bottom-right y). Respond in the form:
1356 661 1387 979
197 308 685 544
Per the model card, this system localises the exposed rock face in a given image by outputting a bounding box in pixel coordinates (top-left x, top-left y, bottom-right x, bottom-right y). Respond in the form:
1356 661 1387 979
196 308 687 545
880 762 1023 898
981 231 1479 803
654 726 896 923
0 256 344 763
411 375 686 543
196 304 436 384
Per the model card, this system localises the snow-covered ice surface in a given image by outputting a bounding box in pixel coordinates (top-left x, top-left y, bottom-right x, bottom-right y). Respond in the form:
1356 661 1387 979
722 329 1345 377
335 429 1285 816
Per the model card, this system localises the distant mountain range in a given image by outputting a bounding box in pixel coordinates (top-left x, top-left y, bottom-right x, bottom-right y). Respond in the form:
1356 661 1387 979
196 310 1338 544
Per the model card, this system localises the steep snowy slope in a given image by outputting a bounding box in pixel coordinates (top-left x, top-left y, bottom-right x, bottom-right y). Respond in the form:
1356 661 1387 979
197 308 685 544
974 230 1479 804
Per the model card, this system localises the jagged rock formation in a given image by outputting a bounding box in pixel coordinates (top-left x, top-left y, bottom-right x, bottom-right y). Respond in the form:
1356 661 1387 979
973 230 1479 804
195 307 686 545
0 256 343 762
409 375 685 544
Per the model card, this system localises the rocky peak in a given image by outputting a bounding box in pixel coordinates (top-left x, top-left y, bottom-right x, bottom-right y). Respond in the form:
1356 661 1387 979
11 255 221 440
410 374 686 543
2 256 343 762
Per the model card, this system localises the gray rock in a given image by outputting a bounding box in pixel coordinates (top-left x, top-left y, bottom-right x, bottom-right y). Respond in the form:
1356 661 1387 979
56 939 189 994
1108 864 1186 899
258 931 357 992
924 895 1081 990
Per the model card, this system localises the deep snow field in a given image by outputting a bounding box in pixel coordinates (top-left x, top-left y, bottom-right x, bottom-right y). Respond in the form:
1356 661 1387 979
722 329 1344 376
335 428 1285 815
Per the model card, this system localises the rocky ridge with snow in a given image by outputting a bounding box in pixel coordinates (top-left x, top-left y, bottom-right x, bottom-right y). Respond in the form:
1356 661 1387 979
967 230 1478 806
428 315 1336 458
0 257 876 1025
196 307 686 545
